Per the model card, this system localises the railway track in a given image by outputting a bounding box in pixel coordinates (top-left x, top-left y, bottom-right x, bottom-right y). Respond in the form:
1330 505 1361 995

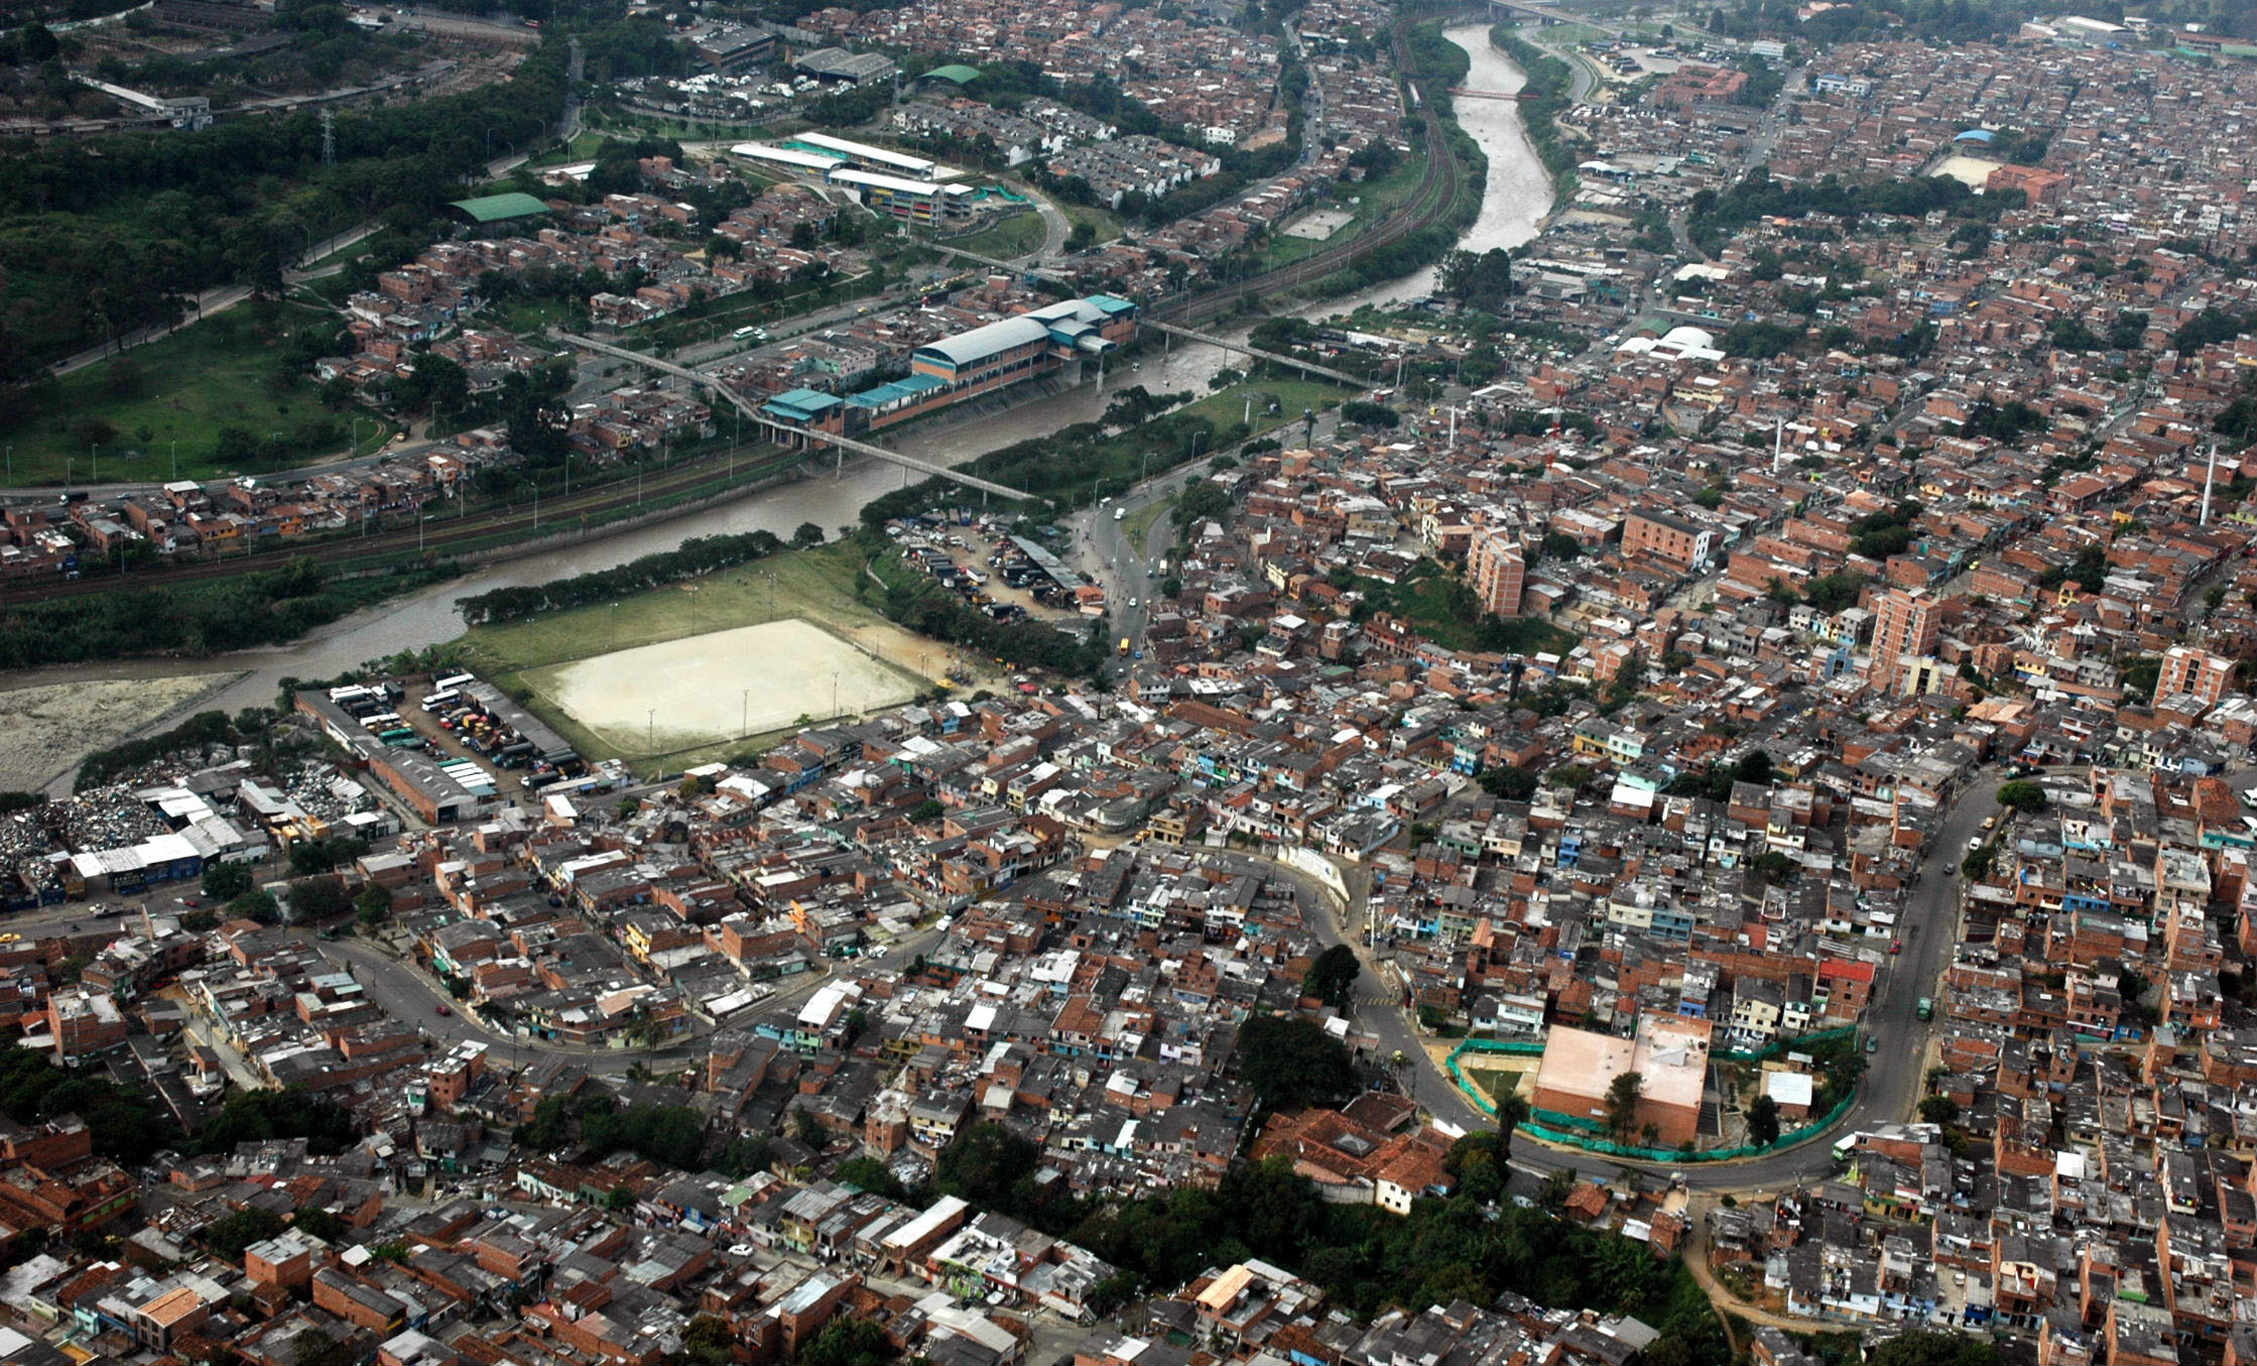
0 444 803 608
1161 70 1465 325
6 41 1474 608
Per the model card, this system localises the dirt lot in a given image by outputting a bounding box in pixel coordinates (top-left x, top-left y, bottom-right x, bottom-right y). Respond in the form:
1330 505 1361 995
456 542 1013 773
0 673 242 792
529 619 926 756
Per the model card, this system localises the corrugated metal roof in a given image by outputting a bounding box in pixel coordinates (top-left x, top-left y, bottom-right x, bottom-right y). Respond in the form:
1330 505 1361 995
449 192 548 223
914 315 1050 368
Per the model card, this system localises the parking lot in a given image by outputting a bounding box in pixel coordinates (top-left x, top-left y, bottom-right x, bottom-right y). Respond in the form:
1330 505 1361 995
888 518 1094 625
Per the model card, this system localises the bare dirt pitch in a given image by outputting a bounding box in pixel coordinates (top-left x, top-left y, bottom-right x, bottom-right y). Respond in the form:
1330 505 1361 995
526 619 925 757
0 673 242 792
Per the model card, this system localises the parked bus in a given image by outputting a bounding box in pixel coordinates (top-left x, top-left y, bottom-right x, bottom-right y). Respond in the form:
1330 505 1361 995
421 689 460 711
433 672 477 693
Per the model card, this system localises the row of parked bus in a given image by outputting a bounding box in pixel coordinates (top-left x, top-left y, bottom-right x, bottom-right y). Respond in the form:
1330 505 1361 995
419 674 546 769
326 682 427 750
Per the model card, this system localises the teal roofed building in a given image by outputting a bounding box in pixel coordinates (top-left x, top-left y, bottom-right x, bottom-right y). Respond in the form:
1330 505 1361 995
920 63 981 86
762 387 844 430
448 192 550 225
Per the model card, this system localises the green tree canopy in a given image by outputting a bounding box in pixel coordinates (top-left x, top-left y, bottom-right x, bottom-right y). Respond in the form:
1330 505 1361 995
1238 1014 1357 1111
1302 944 1361 1010
1747 1094 1780 1147
1996 781 2048 813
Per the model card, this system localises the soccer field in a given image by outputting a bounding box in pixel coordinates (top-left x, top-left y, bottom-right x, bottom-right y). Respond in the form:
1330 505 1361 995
525 619 924 755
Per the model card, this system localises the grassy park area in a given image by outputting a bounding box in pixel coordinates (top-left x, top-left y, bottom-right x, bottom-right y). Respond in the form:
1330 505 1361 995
1243 151 1430 273
949 208 1045 259
1062 201 1126 245
0 302 395 487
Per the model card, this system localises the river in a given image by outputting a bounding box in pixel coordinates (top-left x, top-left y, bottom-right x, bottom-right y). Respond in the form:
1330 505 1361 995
18 23 1554 731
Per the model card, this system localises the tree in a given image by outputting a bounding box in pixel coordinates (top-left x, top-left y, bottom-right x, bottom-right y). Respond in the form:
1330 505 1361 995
1237 1014 1357 1111
1747 1094 1780 1147
835 1155 907 1200
798 1319 895 1366
1961 842 1997 880
289 875 352 921
792 521 826 548
228 889 281 924
1995 780 2048 813
933 1120 1041 1208
202 860 252 902
1479 764 1540 800
1866 1331 1999 1366
1444 1129 1512 1204
205 1205 287 1257
19 22 59 62
1918 1096 1960 1127
682 1315 737 1366
354 882 392 926
1603 1070 1644 1140
1301 944 1360 1010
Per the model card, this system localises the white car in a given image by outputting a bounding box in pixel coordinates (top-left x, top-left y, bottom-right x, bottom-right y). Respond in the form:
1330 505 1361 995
1128 598 1139 609
1966 835 1983 851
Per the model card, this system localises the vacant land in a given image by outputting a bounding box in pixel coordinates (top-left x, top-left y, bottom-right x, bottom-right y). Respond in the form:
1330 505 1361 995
0 672 239 792
454 542 1010 770
1062 201 1126 245
951 209 1045 259
0 304 394 487
531 619 923 755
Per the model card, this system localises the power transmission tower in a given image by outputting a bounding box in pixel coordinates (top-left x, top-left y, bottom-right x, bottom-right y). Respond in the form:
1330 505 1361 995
320 108 335 166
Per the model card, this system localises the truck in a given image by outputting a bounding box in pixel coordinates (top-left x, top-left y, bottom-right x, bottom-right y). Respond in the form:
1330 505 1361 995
1916 996 1934 1021
1118 637 1131 655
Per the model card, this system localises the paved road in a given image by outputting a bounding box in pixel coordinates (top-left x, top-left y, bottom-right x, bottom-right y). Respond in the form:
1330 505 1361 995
314 919 944 1076
43 145 532 386
1234 761 2067 1191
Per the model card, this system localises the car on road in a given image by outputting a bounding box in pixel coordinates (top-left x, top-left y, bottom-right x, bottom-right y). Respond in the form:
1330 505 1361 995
435 1004 451 1016
1890 939 1902 954
1966 835 1984 851
1980 816 1996 831
1865 1036 1878 1053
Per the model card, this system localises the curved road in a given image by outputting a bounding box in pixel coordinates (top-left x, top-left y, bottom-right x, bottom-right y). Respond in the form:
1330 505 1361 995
1246 754 2028 1192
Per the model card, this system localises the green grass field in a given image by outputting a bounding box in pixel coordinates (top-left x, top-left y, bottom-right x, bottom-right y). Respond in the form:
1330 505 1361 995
949 209 1045 259
1122 494 1175 549
1062 201 1126 245
0 304 396 487
1245 152 1429 274
1181 377 1350 435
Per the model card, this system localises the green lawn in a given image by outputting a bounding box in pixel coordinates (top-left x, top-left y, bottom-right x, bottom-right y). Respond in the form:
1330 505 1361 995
496 297 578 335
1122 493 1176 548
1179 377 1351 436
456 542 888 680
0 303 395 487
948 209 1045 259
1245 152 1428 274
1062 201 1126 246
